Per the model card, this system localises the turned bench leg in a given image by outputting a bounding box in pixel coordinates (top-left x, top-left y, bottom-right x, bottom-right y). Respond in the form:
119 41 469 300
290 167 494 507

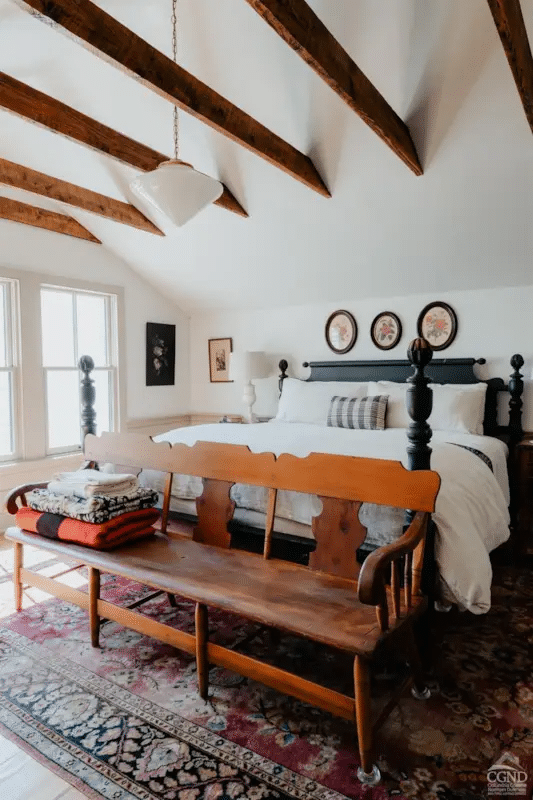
195 602 209 701
88 567 101 648
354 656 381 786
167 593 177 607
13 542 23 612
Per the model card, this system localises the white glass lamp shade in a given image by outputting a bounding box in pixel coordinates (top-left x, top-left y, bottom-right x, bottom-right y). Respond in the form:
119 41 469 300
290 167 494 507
130 160 223 227
230 351 270 382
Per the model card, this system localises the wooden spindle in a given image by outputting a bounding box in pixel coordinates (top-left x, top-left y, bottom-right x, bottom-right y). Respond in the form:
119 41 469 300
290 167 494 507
160 472 173 534
375 585 389 632
391 560 401 618
263 488 278 559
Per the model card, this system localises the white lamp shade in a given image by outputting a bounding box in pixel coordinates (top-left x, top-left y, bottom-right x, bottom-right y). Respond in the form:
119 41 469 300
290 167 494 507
130 160 223 227
230 351 270 381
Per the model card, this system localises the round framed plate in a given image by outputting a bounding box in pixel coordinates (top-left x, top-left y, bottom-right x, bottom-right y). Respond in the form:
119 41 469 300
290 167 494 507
370 311 402 351
325 310 357 354
417 301 457 351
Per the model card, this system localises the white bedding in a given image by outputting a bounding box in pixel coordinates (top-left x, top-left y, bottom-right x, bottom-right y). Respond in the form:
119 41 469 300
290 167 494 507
140 422 510 614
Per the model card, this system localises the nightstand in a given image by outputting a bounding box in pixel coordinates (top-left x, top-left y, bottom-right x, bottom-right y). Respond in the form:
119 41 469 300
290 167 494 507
515 436 533 551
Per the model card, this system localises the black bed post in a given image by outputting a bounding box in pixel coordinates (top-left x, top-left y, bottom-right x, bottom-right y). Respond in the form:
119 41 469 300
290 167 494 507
79 355 96 441
406 338 434 471
508 354 524 447
278 359 288 397
406 339 436 652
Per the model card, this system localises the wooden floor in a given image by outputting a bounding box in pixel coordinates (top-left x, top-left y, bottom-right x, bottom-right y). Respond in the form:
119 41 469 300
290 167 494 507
0 533 88 799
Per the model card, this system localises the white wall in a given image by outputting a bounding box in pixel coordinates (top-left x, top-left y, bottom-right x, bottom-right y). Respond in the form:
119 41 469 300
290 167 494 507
0 221 190 422
190 284 533 430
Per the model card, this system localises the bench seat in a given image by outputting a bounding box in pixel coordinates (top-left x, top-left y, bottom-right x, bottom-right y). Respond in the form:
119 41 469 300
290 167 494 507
5 527 426 656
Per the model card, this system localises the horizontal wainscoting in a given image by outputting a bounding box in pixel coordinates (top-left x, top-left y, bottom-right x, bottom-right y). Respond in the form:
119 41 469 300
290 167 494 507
0 452 84 532
126 413 243 436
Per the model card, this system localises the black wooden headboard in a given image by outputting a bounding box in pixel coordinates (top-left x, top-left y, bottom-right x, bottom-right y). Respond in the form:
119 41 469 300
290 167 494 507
278 354 524 443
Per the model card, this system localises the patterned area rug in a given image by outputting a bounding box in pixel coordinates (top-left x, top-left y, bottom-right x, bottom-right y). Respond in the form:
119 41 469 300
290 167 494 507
0 567 532 800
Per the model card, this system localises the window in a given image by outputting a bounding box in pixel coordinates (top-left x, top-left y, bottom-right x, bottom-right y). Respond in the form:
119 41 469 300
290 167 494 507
0 279 19 461
41 286 118 453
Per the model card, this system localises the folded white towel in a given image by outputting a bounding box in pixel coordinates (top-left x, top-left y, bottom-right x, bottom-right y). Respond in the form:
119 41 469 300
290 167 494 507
54 469 138 486
48 478 139 499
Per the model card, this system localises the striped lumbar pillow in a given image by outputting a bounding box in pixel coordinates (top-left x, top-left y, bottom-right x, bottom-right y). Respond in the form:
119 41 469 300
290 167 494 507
327 395 389 430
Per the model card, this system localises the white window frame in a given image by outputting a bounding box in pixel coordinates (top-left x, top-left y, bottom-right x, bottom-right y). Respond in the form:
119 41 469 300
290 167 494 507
0 278 21 462
41 284 119 455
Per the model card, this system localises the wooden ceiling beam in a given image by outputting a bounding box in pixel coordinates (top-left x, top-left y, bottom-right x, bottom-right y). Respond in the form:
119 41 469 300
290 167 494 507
0 157 164 235
0 74 247 219
487 0 533 134
13 0 329 197
0 196 101 243
244 0 422 175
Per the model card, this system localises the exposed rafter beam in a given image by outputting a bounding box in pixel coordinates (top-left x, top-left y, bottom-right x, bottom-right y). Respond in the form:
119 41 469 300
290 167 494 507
0 196 101 243
244 0 422 175
13 0 329 197
487 0 533 134
0 158 164 235
0 74 247 219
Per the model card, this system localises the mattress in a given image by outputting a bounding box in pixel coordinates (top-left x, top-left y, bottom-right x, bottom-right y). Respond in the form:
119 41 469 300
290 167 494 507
138 422 510 614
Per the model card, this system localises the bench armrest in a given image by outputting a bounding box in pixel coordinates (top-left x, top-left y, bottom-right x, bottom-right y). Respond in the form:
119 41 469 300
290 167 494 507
357 511 429 606
4 483 48 515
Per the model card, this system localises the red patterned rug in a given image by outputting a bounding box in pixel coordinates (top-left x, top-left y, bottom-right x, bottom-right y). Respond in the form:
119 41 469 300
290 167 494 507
0 566 532 800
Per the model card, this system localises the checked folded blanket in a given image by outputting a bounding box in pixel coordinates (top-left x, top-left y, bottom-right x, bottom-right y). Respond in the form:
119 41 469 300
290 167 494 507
26 487 159 524
15 507 160 549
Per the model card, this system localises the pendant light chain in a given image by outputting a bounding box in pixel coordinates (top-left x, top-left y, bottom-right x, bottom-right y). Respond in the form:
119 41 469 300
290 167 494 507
172 0 179 160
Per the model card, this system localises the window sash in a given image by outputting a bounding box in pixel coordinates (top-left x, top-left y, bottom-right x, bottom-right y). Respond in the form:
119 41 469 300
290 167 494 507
44 366 116 454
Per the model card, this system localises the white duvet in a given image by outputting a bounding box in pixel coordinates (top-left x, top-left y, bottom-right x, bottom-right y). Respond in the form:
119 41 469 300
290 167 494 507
141 422 510 614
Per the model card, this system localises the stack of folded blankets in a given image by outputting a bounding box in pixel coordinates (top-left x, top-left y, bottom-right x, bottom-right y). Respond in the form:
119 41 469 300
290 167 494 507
16 469 160 549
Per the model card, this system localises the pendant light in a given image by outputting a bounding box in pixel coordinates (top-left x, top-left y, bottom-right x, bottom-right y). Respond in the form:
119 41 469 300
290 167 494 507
130 0 223 227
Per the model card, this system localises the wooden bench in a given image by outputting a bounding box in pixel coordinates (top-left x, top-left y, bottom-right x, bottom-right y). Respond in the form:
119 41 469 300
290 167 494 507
5 432 440 786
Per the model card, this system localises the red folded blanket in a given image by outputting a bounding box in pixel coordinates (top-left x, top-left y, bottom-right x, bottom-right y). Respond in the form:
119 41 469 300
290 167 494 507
15 507 160 549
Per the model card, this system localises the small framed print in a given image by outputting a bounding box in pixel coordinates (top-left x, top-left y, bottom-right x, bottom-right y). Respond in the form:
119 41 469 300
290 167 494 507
325 310 357 354
417 301 458 351
208 337 233 382
371 311 402 351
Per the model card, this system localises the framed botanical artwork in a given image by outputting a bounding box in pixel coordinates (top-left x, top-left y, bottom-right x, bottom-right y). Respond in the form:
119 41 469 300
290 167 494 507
417 302 458 351
370 311 402 351
325 310 357 354
146 322 176 386
208 337 233 382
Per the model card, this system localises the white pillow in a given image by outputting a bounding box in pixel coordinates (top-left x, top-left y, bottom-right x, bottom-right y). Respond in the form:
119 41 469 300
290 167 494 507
276 378 367 425
367 381 410 428
430 383 487 435
367 380 487 435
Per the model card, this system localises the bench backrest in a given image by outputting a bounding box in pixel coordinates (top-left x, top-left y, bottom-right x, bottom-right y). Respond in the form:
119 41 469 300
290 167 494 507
84 432 440 582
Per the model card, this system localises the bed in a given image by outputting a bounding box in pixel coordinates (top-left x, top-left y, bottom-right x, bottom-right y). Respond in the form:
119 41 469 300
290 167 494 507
81 341 525 614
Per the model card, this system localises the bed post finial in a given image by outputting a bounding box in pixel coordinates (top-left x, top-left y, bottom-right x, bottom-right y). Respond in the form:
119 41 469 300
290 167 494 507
508 354 524 445
278 359 288 397
406 338 433 472
79 355 96 441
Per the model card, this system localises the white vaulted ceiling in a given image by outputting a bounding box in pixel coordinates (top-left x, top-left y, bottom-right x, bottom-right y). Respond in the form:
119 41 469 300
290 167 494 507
0 0 532 311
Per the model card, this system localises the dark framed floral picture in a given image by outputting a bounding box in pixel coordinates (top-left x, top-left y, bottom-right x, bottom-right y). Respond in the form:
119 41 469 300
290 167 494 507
370 311 402 350
325 310 357 354
146 322 176 386
417 302 458 350
208 337 233 382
